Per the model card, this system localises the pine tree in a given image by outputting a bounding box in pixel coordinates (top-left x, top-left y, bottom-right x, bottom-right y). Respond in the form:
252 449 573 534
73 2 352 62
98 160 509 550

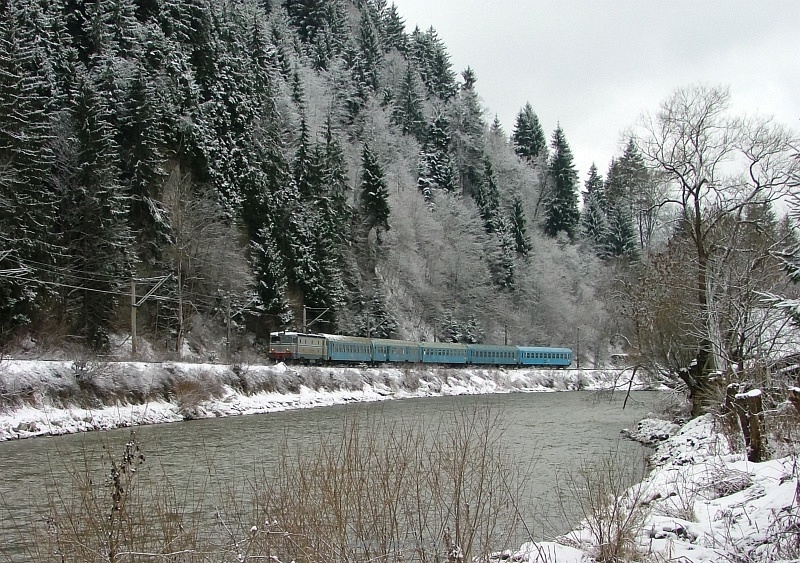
474 157 500 232
251 227 292 325
409 26 456 101
119 63 168 260
451 66 485 196
604 203 639 260
360 143 390 244
512 102 546 162
544 125 580 239
581 192 610 255
381 3 407 53
580 164 609 253
0 4 59 333
417 114 454 202
510 194 531 256
59 72 132 350
392 62 425 140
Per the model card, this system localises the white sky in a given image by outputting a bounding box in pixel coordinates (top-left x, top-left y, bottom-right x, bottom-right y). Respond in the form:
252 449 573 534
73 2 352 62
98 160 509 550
395 0 800 181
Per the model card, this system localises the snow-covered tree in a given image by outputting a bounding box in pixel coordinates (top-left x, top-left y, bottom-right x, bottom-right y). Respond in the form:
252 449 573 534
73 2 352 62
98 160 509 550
450 66 485 196
510 194 531 257
0 3 59 333
512 102 546 162
392 62 425 140
58 72 132 350
544 125 580 240
360 143 390 244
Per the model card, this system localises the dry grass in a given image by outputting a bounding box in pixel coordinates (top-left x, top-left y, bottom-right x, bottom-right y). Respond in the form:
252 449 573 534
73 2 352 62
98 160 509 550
3 406 534 563
556 449 650 562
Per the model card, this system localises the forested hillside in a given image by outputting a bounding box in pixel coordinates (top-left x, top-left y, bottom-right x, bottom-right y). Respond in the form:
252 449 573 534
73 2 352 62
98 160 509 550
0 0 613 360
1 0 799 396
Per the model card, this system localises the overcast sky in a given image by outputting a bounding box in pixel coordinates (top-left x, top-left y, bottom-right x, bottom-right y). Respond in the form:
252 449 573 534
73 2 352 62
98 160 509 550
395 0 800 181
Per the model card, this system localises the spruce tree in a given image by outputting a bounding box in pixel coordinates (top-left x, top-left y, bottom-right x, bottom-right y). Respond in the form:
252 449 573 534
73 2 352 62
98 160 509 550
417 114 454 202
474 157 500 232
251 227 292 325
489 218 516 289
409 26 456 101
59 72 132 350
355 9 381 93
581 192 610 255
604 204 639 260
451 66 485 196
358 282 396 338
321 117 352 244
381 3 407 53
580 164 609 253
512 102 546 162
510 194 531 256
0 4 59 333
360 143 390 244
285 0 328 44
582 163 605 202
544 125 580 239
119 63 168 261
392 62 425 140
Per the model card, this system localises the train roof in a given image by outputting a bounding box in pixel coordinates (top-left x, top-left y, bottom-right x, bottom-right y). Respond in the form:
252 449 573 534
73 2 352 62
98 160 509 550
324 334 373 343
269 331 326 337
419 341 468 350
516 345 572 353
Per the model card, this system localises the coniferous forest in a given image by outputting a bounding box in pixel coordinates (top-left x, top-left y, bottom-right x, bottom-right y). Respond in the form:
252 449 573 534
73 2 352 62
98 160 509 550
2 0 800 405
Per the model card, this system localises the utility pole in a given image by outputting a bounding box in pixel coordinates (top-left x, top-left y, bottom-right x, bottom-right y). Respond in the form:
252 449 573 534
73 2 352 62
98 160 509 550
303 306 307 333
131 278 137 357
576 327 581 369
226 296 231 361
130 275 172 359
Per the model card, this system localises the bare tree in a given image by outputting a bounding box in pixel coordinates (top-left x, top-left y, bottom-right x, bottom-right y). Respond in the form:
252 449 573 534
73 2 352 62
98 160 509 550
635 85 799 414
161 170 254 356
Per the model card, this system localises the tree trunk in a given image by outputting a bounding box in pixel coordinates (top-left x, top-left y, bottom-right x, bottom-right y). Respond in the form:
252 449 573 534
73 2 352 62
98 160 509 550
789 388 800 414
734 389 764 463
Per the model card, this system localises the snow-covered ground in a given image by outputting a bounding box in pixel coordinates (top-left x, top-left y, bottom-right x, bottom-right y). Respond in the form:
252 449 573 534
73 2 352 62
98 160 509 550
517 416 800 562
0 358 638 441
3 358 798 561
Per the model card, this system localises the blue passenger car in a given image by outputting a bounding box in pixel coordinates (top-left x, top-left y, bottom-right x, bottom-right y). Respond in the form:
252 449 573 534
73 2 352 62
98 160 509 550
420 342 468 364
517 346 572 368
326 335 373 363
373 339 422 363
467 344 518 366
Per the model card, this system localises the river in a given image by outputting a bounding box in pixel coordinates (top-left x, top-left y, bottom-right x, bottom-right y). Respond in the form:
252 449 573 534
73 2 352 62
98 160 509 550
0 390 664 561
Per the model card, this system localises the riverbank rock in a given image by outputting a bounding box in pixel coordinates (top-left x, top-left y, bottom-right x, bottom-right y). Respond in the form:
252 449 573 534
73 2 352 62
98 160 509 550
621 417 680 447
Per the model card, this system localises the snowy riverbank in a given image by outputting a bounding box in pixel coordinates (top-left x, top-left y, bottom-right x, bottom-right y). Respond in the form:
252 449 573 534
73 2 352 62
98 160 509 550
2 359 797 561
517 415 800 562
0 359 641 441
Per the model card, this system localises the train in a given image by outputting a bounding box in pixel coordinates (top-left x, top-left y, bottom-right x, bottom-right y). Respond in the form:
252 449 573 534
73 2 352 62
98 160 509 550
268 331 573 368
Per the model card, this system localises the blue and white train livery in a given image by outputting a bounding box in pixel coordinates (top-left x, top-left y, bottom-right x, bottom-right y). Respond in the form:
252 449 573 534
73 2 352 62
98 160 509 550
268 332 572 368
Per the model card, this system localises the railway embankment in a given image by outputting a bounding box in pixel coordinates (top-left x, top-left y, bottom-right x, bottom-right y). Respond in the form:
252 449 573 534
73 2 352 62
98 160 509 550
0 358 648 441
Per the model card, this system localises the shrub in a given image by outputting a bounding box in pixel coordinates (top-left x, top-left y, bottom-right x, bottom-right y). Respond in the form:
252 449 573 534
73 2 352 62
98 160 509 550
16 407 534 563
557 449 649 562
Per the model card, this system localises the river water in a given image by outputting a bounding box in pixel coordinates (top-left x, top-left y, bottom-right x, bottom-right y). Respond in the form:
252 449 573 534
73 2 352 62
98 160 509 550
0 390 664 560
